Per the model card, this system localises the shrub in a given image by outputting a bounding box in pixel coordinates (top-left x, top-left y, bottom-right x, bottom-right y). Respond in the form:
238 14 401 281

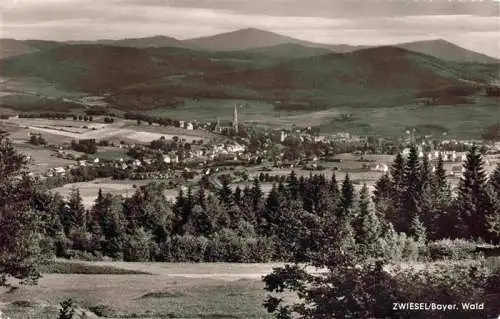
159 235 209 262
428 239 479 261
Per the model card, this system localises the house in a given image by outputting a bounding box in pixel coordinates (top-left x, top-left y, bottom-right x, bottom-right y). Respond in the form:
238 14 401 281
94 158 100 163
371 163 389 173
133 159 142 167
53 167 66 176
186 122 194 130
280 131 287 142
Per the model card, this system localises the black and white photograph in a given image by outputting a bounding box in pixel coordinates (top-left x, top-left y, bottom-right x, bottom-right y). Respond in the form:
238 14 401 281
0 0 500 318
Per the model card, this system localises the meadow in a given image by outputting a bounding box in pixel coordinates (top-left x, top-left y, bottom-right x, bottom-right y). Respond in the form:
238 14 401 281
1 258 498 319
1 261 282 319
148 98 500 140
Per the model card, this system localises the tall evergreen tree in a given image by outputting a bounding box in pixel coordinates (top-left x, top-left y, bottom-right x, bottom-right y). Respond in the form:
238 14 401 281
340 174 355 215
286 171 299 200
196 186 207 209
65 187 87 233
261 184 282 236
390 153 405 201
329 172 340 202
251 177 263 213
433 154 448 194
489 164 500 197
217 178 233 208
353 184 381 258
399 146 421 233
233 186 242 206
409 214 427 243
456 146 492 240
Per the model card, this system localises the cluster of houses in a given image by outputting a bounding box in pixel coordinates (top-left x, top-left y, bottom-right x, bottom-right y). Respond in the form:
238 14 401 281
279 129 360 144
401 147 468 163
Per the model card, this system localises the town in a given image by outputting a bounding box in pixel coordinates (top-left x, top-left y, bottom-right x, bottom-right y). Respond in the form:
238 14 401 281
2 104 499 209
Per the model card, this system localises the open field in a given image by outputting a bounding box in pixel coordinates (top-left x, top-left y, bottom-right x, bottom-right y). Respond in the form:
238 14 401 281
1 117 217 144
2 258 497 319
14 144 76 174
0 261 284 319
150 101 500 139
51 178 151 208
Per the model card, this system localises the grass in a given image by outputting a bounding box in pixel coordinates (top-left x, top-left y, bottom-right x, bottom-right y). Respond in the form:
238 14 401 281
1 274 274 319
40 260 153 275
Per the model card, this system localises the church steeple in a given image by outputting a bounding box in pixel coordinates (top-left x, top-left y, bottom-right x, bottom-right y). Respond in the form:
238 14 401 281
232 104 239 134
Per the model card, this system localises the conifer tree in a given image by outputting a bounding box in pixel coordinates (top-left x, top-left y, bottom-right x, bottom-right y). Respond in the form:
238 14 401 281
65 187 87 233
217 178 233 208
409 214 427 243
372 174 396 227
286 171 299 200
340 174 355 215
261 184 281 236
233 186 242 206
196 186 207 210
354 185 381 258
485 184 500 243
329 172 340 202
433 154 448 194
420 155 431 190
456 146 492 240
489 164 500 197
399 146 421 233
390 153 405 201
251 177 263 212
100 194 126 259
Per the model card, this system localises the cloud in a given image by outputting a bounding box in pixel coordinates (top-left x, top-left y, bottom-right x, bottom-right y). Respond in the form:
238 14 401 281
126 0 500 17
1 0 499 57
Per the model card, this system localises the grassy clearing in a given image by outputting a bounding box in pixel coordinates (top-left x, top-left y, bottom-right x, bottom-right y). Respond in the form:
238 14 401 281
1 274 273 319
40 261 152 275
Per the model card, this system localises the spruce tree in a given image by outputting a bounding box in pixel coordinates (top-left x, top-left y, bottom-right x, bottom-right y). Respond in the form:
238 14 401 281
485 184 500 243
66 187 87 232
233 186 242 206
261 184 281 237
456 146 492 240
217 178 233 208
286 170 299 200
354 184 381 258
409 214 427 243
433 154 448 194
329 172 340 201
251 177 263 213
390 153 405 202
489 164 500 197
340 174 355 215
196 186 207 209
419 155 431 190
399 146 421 233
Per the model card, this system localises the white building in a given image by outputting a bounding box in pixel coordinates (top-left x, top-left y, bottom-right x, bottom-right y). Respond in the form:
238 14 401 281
186 122 194 130
280 131 287 142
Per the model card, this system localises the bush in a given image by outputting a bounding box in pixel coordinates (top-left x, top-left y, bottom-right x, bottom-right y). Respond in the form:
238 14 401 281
428 239 479 261
159 235 209 262
123 227 156 262
88 304 118 317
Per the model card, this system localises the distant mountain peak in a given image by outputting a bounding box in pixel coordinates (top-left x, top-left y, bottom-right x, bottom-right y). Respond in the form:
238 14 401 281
396 39 499 64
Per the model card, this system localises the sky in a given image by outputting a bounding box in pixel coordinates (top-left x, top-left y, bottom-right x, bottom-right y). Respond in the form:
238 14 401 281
1 0 499 58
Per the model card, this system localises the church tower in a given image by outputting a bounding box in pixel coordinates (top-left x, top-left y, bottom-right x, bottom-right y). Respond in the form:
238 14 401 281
232 104 239 134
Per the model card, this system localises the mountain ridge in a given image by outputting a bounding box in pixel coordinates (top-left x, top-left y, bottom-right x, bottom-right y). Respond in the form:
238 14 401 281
1 28 498 64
